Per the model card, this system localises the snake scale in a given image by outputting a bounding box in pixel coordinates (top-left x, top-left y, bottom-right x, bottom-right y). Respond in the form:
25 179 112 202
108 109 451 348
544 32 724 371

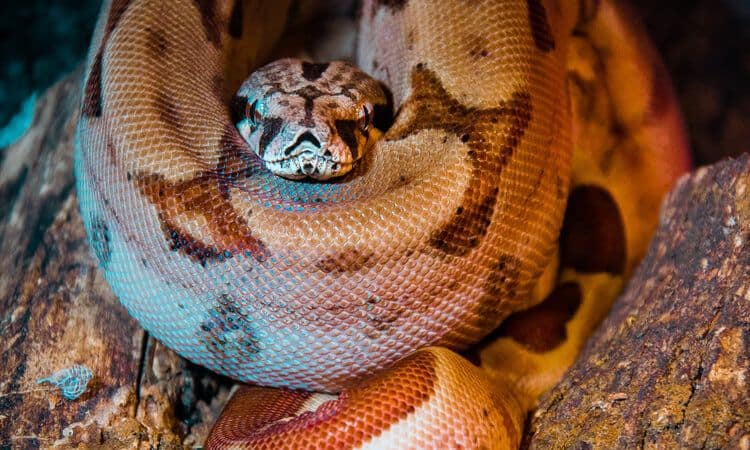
74 0 691 447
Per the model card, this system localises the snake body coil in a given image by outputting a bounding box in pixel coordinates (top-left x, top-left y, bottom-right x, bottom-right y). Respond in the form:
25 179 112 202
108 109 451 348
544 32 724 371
75 0 691 447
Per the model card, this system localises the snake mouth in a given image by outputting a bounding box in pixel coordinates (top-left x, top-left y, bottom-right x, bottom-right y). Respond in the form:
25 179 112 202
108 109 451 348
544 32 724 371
265 151 353 180
267 147 325 162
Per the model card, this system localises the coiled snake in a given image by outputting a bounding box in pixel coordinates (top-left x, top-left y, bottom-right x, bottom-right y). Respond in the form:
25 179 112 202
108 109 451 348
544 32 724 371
74 0 691 447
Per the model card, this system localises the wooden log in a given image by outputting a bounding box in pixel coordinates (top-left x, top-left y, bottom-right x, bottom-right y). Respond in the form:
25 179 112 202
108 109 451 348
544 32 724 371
0 69 228 449
525 154 750 449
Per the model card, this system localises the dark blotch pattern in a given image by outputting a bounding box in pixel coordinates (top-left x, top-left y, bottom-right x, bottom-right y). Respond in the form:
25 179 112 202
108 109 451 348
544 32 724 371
153 88 182 127
90 215 112 268
228 0 244 38
138 171 269 265
146 27 168 54
480 254 523 304
82 51 104 117
199 294 262 372
82 0 134 118
389 65 532 256
468 34 491 59
498 281 583 352
460 253 526 339
135 126 268 265
560 185 626 274
527 0 556 52
164 224 222 267
315 248 375 273
302 97 316 127
258 117 284 158
431 187 499 255
335 119 359 160
301 62 330 82
106 0 133 35
281 84 328 128
192 0 221 47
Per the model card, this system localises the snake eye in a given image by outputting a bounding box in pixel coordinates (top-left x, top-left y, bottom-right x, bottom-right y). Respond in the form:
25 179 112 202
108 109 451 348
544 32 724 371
358 105 371 133
247 100 262 126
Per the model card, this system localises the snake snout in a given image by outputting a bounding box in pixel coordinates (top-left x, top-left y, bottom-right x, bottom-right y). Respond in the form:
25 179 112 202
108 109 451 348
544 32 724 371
284 131 323 158
279 129 349 179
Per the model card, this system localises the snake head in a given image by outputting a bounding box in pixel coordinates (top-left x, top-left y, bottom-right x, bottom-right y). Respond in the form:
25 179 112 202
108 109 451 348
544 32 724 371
235 59 388 181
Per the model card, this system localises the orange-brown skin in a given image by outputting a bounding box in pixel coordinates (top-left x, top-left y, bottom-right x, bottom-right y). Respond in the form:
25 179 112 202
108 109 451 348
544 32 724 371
74 0 690 448
478 0 693 411
76 0 572 393
207 348 523 449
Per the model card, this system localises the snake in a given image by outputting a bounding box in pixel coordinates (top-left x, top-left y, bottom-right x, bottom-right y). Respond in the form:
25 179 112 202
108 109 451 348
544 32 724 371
74 0 691 448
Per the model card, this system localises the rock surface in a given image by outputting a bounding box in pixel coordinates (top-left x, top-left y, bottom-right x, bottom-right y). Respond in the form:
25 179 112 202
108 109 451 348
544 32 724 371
526 154 750 448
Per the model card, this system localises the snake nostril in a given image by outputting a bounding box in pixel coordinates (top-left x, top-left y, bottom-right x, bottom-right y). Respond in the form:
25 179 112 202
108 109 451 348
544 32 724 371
285 131 322 156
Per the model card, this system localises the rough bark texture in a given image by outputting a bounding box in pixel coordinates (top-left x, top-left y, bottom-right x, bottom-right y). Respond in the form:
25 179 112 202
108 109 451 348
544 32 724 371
526 154 750 449
0 70 229 449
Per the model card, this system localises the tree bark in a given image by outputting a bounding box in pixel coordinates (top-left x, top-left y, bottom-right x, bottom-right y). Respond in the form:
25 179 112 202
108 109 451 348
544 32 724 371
0 69 228 449
526 154 750 449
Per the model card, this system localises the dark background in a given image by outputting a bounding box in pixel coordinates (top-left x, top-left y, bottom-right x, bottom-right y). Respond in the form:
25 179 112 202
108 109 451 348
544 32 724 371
1 0 747 165
0 1 100 125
